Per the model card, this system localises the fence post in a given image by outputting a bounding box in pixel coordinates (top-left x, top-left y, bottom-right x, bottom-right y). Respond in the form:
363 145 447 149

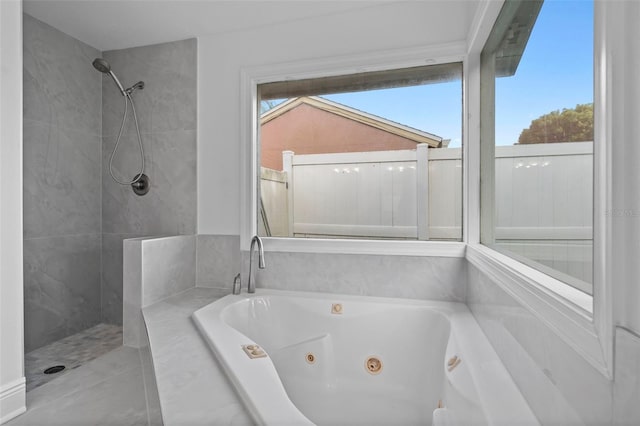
282 151 294 237
416 144 429 240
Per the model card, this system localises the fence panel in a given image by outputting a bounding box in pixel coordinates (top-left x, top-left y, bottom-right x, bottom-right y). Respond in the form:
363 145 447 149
259 167 289 237
291 158 419 238
428 147 462 240
260 140 593 283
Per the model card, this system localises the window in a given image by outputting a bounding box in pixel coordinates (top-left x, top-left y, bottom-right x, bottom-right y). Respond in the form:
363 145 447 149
257 63 463 242
480 0 594 295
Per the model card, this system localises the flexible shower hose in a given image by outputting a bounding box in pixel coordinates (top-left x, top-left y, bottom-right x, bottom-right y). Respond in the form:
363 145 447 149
109 93 145 185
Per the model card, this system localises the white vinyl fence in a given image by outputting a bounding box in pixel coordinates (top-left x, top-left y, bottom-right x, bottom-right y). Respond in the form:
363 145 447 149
261 142 592 239
259 141 593 287
492 142 593 288
259 167 289 238
260 145 461 240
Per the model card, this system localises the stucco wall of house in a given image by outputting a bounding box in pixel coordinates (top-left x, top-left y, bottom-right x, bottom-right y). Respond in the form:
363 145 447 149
261 103 422 170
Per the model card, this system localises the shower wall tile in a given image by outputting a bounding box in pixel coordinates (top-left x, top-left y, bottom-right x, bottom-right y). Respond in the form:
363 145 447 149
23 120 101 239
100 38 197 323
122 238 145 347
23 13 103 351
196 235 241 289
613 327 640 424
101 233 144 325
466 262 612 425
23 14 102 136
102 38 197 137
102 130 197 235
123 236 196 347
247 251 467 302
141 235 196 306
24 234 102 353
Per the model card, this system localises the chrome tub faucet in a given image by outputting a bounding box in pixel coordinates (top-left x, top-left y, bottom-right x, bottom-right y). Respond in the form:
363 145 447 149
247 235 265 293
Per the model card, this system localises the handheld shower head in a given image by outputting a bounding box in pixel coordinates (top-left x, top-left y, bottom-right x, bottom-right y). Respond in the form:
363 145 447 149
92 58 111 73
92 58 126 96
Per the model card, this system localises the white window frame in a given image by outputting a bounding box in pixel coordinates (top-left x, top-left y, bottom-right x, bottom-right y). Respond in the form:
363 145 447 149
240 43 468 258
466 0 612 378
239 0 613 378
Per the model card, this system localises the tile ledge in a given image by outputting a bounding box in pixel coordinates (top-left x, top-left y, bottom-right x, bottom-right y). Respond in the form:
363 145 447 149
142 288 250 423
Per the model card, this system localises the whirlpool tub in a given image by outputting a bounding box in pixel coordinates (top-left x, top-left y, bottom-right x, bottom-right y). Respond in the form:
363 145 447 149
192 290 539 426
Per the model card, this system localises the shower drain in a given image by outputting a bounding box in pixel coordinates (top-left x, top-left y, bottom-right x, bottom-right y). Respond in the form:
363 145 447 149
43 365 65 375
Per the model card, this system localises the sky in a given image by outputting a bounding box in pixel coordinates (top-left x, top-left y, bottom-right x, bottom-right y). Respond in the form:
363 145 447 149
494 0 593 146
265 0 593 148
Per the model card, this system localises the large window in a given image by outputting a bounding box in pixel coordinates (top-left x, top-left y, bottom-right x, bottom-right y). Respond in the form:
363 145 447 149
480 0 594 294
257 63 463 242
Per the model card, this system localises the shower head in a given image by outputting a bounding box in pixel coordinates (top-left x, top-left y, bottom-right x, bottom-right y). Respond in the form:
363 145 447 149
92 58 111 73
92 58 126 96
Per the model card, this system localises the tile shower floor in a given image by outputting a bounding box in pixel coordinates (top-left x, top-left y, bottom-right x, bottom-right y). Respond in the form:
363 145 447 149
8 345 152 426
25 323 123 391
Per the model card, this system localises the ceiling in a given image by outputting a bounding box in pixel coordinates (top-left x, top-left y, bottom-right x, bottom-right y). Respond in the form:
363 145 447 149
24 0 405 51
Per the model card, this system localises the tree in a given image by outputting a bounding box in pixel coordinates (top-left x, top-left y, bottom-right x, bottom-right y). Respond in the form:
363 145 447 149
517 103 593 144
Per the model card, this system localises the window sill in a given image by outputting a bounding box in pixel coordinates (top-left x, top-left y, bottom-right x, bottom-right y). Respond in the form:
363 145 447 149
466 244 609 377
261 237 466 258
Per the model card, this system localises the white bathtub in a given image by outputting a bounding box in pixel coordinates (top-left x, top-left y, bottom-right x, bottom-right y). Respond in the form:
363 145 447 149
193 290 539 426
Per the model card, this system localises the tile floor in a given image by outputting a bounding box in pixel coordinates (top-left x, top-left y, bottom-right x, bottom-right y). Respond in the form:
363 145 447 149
8 346 155 426
25 323 123 391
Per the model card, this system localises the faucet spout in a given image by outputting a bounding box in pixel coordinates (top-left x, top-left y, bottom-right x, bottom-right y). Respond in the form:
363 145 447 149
248 235 265 293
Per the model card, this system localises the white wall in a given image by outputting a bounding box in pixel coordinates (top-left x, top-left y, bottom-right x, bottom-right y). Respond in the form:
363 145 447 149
0 0 26 423
197 1 477 234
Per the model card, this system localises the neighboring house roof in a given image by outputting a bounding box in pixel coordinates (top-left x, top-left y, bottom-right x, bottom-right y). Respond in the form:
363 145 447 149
261 96 444 148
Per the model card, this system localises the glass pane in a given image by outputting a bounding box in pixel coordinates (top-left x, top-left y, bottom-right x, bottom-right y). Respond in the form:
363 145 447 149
258 63 463 241
481 0 594 294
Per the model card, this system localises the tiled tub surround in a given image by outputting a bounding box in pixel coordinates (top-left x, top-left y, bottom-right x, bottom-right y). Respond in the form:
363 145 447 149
196 234 241 288
466 263 640 425
121 235 247 423
23 14 103 352
245 250 467 302
101 38 197 325
119 234 468 424
125 235 640 424
613 328 640 424
196 235 467 301
123 235 196 347
142 287 250 425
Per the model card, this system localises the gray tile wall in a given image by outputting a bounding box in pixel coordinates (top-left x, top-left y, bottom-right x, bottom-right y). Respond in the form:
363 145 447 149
23 14 103 352
196 235 467 302
141 236 196 307
123 236 196 347
249 251 467 301
613 328 640 424
466 263 617 425
196 235 241 289
24 17 197 347
101 38 197 324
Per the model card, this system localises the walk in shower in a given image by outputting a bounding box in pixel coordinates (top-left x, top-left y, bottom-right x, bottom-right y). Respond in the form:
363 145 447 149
22 13 197 391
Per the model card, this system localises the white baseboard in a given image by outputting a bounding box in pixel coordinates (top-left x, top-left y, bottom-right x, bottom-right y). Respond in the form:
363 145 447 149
0 378 26 424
